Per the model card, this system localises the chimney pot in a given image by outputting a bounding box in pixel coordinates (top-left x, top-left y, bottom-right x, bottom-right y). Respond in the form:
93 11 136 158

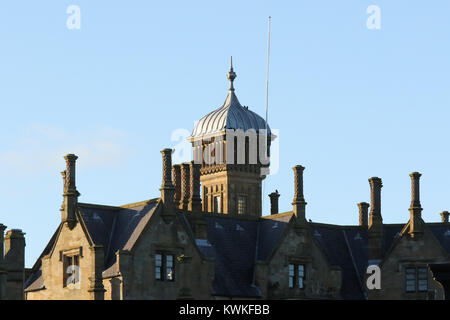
172 164 181 206
292 165 307 221
180 163 191 210
269 190 280 215
358 202 370 227
0 224 6 261
61 154 80 229
408 171 424 236
188 161 202 212
368 177 383 224
160 149 175 205
409 172 422 208
440 211 449 223
368 177 383 260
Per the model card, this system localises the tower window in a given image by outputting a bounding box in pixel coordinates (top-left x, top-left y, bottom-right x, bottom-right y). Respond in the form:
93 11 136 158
237 196 247 215
155 253 175 282
214 195 221 213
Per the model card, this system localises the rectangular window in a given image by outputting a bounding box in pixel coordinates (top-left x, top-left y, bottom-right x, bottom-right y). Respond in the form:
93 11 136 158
417 267 428 292
63 254 80 287
155 253 175 281
155 254 163 280
214 195 221 213
289 263 305 289
406 267 428 293
298 265 305 289
166 255 174 281
405 267 416 292
288 264 295 289
237 196 247 215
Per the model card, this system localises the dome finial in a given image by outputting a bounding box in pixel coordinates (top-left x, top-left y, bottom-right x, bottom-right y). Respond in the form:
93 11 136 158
227 56 236 92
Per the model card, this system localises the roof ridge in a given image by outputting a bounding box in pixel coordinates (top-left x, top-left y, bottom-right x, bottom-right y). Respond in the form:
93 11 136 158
78 202 122 210
120 198 159 209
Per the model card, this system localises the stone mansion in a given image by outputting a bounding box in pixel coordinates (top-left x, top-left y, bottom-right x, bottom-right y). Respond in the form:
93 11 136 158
14 63 450 300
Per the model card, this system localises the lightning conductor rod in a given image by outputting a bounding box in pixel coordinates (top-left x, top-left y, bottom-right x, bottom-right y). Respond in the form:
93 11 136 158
265 16 271 132
262 16 271 216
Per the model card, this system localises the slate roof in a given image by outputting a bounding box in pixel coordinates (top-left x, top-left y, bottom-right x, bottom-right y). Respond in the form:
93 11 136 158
193 215 290 297
429 224 450 254
24 200 159 292
25 199 450 299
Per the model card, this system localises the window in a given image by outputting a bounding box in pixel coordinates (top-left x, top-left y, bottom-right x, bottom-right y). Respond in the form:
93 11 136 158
288 263 305 289
298 265 305 289
155 254 163 280
237 196 247 215
405 268 416 292
405 267 428 293
417 267 428 292
63 254 80 287
214 195 221 213
288 264 295 288
155 253 175 281
166 255 174 281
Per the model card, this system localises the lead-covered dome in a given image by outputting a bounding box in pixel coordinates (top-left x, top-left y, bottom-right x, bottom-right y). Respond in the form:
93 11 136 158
190 60 271 139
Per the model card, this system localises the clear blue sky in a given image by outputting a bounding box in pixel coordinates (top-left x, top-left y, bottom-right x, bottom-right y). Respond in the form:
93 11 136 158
1 1 450 267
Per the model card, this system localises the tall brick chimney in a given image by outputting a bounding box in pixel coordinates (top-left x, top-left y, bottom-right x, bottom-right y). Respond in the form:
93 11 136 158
160 149 175 206
292 165 307 222
368 177 383 260
441 211 449 223
61 154 80 230
358 202 370 227
188 161 202 212
172 164 181 207
180 163 191 211
269 190 280 215
408 172 424 236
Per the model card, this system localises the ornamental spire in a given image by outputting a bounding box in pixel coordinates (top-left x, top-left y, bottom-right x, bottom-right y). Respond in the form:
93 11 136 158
227 56 236 92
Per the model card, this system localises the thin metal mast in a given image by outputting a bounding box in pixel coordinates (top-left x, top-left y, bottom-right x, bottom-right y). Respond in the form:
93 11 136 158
265 16 271 129
262 16 271 216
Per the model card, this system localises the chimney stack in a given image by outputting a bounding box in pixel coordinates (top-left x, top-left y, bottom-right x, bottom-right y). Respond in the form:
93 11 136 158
358 202 370 227
188 161 202 212
368 177 383 260
292 165 307 221
180 163 191 211
368 177 383 226
61 154 80 229
4 229 25 271
408 172 424 236
269 190 280 215
172 164 181 207
160 149 175 206
441 211 449 223
0 224 6 261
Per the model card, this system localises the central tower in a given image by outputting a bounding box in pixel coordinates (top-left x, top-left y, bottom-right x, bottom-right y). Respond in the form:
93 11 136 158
189 59 272 217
